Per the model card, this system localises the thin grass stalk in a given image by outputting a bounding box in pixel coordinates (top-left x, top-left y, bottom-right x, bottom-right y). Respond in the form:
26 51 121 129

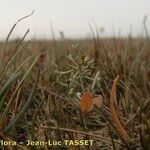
41 125 125 147
0 40 30 83
0 11 34 72
107 122 116 150
0 52 38 110
4 67 40 132
0 71 22 109
0 55 40 127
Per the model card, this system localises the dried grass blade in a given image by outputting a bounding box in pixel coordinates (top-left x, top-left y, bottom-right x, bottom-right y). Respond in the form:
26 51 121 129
110 75 130 141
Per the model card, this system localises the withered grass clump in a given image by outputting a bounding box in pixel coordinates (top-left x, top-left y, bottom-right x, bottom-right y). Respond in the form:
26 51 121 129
0 18 150 150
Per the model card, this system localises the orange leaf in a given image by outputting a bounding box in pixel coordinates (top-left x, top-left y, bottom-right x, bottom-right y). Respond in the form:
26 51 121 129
80 91 93 113
93 95 103 108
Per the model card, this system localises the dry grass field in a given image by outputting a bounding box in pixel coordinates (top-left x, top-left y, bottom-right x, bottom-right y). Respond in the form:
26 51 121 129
0 19 150 150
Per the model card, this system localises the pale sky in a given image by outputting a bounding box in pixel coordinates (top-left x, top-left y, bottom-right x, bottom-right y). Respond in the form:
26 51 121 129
0 0 150 39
